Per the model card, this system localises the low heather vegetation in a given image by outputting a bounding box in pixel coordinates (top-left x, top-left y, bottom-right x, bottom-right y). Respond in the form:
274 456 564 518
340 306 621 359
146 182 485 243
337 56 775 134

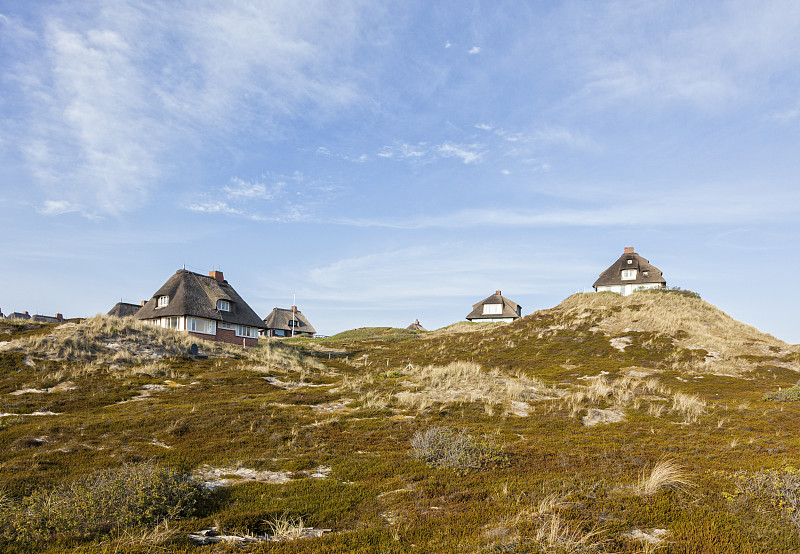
1 293 800 552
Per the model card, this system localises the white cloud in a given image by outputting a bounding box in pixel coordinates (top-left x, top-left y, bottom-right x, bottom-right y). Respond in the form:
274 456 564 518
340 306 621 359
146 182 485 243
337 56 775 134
223 177 284 200
186 201 244 216
468 46 481 55
38 200 81 216
303 244 579 303
435 142 483 164
570 1 800 109
6 2 370 216
332 183 800 229
444 41 451 49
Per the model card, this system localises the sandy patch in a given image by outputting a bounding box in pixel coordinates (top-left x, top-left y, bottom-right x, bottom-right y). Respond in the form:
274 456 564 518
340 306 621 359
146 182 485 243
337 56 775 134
581 408 625 426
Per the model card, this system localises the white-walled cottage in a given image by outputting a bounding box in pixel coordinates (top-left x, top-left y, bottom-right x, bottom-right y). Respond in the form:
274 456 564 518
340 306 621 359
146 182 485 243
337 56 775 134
593 247 666 296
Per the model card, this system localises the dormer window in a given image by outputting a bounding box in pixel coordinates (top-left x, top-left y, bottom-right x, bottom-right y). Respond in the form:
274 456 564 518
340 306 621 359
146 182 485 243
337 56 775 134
627 259 633 264
217 300 231 312
621 269 637 280
157 296 169 307
483 303 502 315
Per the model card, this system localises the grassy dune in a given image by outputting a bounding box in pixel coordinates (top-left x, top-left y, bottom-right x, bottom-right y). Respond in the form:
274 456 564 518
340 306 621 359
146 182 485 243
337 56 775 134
1 293 800 552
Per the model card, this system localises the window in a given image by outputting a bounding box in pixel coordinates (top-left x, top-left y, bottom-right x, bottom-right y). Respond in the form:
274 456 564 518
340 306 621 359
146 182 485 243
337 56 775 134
187 317 215 335
236 325 256 338
157 296 169 307
161 316 179 329
483 303 502 315
288 320 298 327
219 322 232 330
627 259 633 265
621 269 637 280
217 300 231 311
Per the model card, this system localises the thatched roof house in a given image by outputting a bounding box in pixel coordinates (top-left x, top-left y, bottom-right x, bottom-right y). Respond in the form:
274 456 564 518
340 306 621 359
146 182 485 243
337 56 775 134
406 319 426 331
135 269 266 346
5 311 31 321
593 247 666 296
107 302 142 318
31 313 64 324
466 291 522 323
263 306 316 338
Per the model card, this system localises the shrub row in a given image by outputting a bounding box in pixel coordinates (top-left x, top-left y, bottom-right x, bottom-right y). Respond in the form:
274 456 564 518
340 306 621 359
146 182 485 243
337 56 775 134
0 461 206 544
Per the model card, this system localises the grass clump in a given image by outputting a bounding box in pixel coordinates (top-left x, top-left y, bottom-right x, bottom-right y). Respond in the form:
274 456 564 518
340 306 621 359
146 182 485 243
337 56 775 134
410 426 504 471
763 385 800 402
0 461 206 544
636 457 695 496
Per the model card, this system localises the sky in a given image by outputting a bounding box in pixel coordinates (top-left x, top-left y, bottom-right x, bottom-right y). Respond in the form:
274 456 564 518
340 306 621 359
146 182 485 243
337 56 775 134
1 0 799 342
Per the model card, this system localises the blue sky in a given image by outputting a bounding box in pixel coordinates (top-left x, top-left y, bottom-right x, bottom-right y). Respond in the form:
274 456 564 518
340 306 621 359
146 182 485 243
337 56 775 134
2 1 800 342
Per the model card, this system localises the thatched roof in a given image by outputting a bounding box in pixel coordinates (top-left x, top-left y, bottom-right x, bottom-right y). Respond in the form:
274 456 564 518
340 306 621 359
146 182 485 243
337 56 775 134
5 312 31 321
107 302 142 318
593 248 666 288
135 270 266 329
407 320 427 331
465 291 522 321
263 307 316 335
31 314 62 324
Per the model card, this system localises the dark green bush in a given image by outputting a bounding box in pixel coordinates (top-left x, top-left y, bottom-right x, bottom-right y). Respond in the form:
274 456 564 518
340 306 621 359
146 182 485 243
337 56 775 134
0 461 206 544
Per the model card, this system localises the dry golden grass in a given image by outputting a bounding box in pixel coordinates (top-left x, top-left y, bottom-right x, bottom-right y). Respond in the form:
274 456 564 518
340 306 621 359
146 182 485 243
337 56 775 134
555 292 798 374
636 458 694 496
396 361 558 414
671 392 706 422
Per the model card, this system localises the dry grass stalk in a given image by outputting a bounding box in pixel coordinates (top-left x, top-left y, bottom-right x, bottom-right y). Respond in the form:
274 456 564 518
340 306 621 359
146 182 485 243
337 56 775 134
266 513 305 540
636 458 694 496
671 392 706 422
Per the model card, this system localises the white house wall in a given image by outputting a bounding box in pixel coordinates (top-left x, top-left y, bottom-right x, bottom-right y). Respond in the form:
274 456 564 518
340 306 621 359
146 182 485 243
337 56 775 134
596 283 664 296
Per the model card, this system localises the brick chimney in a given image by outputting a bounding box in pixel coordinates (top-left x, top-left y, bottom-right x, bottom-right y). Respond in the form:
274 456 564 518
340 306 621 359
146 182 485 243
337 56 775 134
291 305 298 313
495 290 501 295
23 311 29 316
624 246 634 254
209 270 224 282
141 300 147 307
55 313 63 321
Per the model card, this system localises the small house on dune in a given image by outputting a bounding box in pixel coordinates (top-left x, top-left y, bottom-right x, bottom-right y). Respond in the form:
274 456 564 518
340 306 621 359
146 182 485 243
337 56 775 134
466 291 522 323
593 246 666 296
262 306 316 338
107 302 143 318
31 313 64 324
407 319 426 331
135 269 266 346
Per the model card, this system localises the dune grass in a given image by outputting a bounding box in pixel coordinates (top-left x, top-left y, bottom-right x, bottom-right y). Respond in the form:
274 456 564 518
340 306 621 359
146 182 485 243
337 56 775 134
1 295 800 552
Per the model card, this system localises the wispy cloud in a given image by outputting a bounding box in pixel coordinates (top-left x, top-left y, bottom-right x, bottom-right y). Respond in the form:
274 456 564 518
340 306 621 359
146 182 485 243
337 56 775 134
332 184 800 229
468 46 481 55
223 177 284 200
568 1 800 109
435 142 483 164
38 199 82 216
301 243 586 303
5 2 370 216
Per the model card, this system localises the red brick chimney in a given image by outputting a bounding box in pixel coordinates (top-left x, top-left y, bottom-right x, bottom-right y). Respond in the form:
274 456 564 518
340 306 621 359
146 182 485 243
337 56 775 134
55 313 63 321
495 290 501 295
140 300 147 307
23 311 29 316
624 246 634 254
209 270 224 282
291 305 298 313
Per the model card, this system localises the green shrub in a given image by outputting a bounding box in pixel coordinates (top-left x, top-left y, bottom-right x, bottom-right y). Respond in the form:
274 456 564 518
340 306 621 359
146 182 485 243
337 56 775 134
731 467 800 529
763 386 800 402
0 461 206 544
410 427 504 471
